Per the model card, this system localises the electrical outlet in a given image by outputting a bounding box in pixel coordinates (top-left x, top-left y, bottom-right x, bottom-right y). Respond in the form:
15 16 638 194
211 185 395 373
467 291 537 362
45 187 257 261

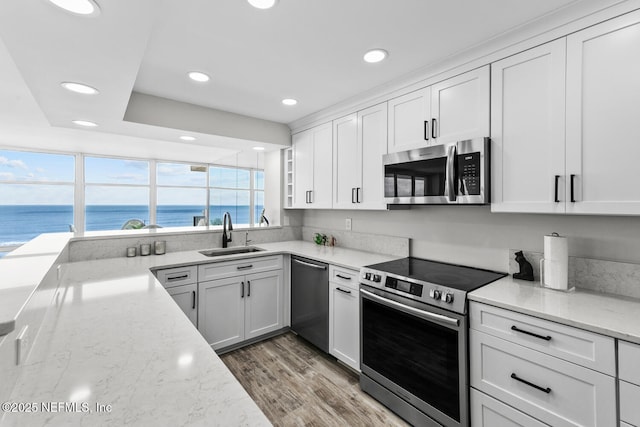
345 218 352 231
16 325 30 366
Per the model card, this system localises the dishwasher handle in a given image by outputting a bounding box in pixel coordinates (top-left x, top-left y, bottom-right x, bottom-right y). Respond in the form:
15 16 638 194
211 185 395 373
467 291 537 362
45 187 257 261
292 258 327 270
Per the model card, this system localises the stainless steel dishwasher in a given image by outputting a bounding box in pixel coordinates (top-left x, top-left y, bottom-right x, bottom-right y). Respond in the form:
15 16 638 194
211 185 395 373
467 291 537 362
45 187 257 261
291 255 329 352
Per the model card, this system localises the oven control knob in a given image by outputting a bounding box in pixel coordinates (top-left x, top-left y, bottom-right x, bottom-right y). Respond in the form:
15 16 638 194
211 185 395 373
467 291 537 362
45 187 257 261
429 289 441 300
364 272 372 281
442 292 454 304
372 274 382 283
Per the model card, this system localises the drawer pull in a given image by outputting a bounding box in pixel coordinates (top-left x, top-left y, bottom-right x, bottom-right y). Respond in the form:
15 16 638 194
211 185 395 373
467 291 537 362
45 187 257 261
511 373 552 394
167 274 188 281
511 325 552 341
237 264 253 270
336 274 352 281
336 287 352 294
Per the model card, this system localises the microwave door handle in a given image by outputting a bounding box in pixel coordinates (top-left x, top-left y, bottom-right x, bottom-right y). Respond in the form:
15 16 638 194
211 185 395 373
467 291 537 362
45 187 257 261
446 144 457 202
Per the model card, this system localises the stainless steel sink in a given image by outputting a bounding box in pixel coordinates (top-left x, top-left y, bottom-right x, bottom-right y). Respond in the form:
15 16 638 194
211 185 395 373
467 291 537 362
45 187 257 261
199 246 265 257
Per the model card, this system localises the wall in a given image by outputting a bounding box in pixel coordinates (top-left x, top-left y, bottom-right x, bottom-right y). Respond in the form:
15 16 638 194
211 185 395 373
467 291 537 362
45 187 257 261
303 207 640 272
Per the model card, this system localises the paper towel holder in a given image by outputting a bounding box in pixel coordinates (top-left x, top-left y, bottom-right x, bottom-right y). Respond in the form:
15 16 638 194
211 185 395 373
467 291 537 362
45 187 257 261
540 232 574 292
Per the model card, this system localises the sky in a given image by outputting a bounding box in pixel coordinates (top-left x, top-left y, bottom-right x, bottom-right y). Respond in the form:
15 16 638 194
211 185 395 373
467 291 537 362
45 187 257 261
0 150 263 205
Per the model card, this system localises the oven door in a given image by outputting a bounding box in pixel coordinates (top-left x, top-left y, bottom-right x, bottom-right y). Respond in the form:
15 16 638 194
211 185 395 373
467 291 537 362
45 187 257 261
360 286 468 427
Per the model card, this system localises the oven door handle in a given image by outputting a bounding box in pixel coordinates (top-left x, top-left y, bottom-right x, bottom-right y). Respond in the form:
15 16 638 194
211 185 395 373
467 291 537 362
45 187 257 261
360 289 459 327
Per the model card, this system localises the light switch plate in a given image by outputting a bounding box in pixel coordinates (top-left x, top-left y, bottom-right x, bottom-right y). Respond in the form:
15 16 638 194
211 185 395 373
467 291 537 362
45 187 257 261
345 218 352 230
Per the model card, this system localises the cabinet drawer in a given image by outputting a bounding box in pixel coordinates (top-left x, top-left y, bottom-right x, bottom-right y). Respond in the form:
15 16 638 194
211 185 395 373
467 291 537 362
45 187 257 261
329 265 358 290
620 380 640 426
470 388 548 427
470 302 615 375
470 330 616 427
198 256 283 282
619 340 640 385
155 265 197 288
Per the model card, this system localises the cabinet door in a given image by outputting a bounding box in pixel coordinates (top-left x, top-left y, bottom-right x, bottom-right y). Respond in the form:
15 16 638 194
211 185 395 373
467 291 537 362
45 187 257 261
358 102 388 210
566 10 640 214
329 282 359 371
471 389 548 427
387 87 431 153
244 270 284 340
292 128 314 208
431 66 490 145
310 122 333 209
333 114 359 209
491 40 567 213
166 283 197 327
198 277 245 350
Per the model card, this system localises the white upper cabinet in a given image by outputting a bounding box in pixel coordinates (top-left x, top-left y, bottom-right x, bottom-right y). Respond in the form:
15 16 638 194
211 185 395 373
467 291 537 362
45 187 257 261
387 67 489 154
292 122 333 209
491 39 567 213
431 65 490 145
333 103 388 210
332 114 359 209
387 87 431 153
566 10 640 215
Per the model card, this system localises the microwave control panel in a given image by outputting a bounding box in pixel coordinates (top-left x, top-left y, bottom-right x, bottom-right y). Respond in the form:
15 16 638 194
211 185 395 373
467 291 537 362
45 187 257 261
458 152 481 195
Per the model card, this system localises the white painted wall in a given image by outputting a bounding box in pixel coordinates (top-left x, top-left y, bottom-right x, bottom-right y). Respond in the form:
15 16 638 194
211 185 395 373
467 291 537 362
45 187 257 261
303 208 640 272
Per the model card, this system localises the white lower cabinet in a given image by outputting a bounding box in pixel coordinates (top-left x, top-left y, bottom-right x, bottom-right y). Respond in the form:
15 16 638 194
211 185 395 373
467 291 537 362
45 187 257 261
619 340 640 427
328 265 359 371
166 283 198 327
198 269 283 351
470 302 616 427
470 388 547 427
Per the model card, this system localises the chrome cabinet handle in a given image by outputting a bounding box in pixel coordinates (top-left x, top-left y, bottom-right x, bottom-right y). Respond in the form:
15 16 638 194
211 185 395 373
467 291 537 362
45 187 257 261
192 291 196 310
336 274 351 281
423 120 429 141
336 287 352 294
237 264 253 270
511 325 552 341
361 289 459 327
167 274 188 281
511 373 552 394
554 175 560 203
292 258 327 270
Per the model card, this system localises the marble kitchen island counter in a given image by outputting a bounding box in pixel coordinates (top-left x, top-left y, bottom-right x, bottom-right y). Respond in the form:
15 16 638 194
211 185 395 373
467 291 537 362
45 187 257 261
470 275 640 345
1 256 271 427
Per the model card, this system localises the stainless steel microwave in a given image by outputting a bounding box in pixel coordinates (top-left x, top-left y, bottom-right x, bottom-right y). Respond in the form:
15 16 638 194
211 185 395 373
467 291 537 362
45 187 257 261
383 137 490 205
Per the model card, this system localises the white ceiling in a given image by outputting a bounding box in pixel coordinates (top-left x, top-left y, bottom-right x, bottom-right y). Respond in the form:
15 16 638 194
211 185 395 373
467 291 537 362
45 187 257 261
0 0 588 161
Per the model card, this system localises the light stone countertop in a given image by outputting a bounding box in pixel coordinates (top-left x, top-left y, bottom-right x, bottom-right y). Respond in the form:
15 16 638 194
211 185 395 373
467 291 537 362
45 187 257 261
1 239 398 426
469 275 640 345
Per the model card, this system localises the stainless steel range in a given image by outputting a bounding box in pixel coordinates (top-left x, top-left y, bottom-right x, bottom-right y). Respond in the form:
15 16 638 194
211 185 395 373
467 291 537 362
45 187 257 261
359 257 506 427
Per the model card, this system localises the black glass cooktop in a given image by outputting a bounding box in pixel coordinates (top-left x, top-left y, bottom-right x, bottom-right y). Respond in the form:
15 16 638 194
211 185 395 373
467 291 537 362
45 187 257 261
366 257 506 292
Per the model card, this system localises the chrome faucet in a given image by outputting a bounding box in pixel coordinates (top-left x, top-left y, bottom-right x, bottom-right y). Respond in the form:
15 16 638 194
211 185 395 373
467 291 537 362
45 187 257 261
245 230 252 247
222 212 233 248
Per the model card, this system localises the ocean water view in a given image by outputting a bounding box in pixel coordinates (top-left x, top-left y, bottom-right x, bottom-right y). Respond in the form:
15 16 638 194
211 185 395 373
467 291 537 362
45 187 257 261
0 205 261 246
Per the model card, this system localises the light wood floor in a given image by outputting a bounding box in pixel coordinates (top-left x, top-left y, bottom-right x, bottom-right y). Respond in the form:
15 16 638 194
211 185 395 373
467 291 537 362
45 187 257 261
220 332 410 427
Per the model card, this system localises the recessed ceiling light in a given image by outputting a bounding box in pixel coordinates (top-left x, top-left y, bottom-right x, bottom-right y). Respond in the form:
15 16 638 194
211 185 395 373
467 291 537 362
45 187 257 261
247 0 278 9
253 146 265 151
187 71 210 83
282 98 297 106
48 0 100 16
363 49 388 64
180 136 196 141
72 120 97 127
61 82 99 95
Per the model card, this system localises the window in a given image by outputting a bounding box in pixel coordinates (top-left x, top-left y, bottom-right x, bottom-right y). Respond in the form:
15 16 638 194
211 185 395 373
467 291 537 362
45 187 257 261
157 162 207 227
0 150 266 253
209 166 251 226
0 150 75 256
84 157 150 231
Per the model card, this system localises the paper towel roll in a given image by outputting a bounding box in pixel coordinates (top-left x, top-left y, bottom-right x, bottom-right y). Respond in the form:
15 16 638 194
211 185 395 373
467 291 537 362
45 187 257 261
542 232 569 290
